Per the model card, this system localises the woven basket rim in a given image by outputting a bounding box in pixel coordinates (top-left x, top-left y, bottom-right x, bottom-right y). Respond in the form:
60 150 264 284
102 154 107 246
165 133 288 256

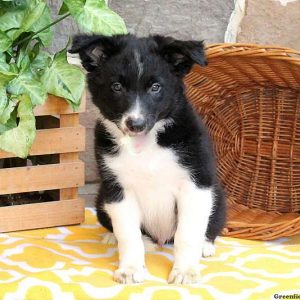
227 216 300 227
226 200 300 225
201 43 300 65
224 203 300 240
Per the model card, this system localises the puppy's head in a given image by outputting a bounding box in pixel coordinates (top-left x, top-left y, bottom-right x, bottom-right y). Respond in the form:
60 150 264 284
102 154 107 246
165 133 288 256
70 34 206 136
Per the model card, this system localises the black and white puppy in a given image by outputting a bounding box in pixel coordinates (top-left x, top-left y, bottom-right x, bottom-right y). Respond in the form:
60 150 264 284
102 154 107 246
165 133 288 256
70 34 226 284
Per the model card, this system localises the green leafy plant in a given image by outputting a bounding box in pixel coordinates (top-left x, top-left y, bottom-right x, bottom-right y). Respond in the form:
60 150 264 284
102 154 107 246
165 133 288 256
0 0 127 158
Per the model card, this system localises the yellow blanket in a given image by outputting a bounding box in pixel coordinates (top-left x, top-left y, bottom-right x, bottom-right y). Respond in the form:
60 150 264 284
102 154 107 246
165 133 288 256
0 208 299 300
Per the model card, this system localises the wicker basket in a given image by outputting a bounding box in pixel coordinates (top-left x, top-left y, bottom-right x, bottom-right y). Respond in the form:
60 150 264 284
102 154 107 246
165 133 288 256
185 43 300 240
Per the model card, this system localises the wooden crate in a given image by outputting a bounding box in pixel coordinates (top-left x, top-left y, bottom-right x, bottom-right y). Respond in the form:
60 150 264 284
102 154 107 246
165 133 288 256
0 94 86 232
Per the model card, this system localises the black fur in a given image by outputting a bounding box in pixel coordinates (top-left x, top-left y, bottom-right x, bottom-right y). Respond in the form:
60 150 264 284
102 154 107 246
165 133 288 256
70 34 226 244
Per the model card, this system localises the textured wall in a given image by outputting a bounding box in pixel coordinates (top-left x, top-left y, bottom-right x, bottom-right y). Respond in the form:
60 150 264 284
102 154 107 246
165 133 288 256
47 1 80 53
109 0 233 43
237 0 300 49
48 0 234 183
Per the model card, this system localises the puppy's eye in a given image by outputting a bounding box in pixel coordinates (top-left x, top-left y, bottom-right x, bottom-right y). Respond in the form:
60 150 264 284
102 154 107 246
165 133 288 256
111 82 122 92
150 83 161 93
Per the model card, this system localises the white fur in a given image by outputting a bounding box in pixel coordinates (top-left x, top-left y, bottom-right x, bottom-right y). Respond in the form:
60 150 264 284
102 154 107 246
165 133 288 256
120 96 144 133
98 113 123 140
169 186 214 283
104 120 186 246
130 96 142 119
202 239 216 257
105 190 145 283
101 117 214 284
134 50 143 78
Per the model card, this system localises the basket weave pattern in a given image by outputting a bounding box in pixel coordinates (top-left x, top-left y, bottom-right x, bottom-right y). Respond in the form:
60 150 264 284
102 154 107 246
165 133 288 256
185 44 300 240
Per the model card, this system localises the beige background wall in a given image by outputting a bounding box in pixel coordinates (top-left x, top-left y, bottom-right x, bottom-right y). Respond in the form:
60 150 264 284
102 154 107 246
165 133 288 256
237 0 300 49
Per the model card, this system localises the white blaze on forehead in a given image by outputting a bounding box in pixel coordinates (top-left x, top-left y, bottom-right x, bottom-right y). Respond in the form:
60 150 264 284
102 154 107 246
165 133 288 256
120 96 144 132
130 96 142 119
134 50 143 79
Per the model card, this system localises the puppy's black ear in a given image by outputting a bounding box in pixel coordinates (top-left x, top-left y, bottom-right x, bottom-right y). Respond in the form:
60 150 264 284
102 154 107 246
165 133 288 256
153 35 207 76
69 34 123 71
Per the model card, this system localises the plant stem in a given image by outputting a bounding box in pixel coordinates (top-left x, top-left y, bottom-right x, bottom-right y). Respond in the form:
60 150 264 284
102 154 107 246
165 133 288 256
16 12 71 46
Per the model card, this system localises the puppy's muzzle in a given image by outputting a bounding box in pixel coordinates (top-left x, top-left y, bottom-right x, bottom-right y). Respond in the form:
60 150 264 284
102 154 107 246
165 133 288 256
125 117 146 134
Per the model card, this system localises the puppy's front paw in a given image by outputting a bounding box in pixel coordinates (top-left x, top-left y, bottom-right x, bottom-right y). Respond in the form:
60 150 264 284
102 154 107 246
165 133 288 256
168 267 200 284
114 266 145 284
202 240 216 257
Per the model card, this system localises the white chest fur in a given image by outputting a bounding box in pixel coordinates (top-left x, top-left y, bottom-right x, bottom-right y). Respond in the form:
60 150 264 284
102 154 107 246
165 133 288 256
103 131 190 244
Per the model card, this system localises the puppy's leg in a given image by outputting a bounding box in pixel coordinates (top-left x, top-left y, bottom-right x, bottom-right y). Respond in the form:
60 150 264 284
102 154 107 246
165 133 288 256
168 183 214 284
203 185 226 257
105 191 145 284
202 239 216 257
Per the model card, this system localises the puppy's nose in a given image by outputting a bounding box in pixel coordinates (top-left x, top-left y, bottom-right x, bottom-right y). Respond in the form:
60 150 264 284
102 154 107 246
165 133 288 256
125 117 146 133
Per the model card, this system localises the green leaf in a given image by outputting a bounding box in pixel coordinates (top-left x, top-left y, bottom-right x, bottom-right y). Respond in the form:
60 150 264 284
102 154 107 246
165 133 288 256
11 0 28 10
0 29 12 51
0 86 7 112
62 0 85 15
0 7 26 32
64 0 127 35
41 49 85 110
30 5 53 46
0 109 17 134
0 1 47 42
0 89 18 124
0 94 36 158
7 70 47 106
0 53 17 87
0 87 9 122
0 53 9 71
29 41 40 60
30 50 51 76
0 0 28 11
9 63 18 74
16 46 30 71
58 1 69 15
11 2 46 41
16 40 43 72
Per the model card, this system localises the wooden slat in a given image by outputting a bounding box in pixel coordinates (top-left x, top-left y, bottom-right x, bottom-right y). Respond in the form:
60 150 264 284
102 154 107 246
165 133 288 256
60 114 81 200
34 91 86 116
0 126 85 159
0 198 85 233
60 114 80 127
0 162 84 195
